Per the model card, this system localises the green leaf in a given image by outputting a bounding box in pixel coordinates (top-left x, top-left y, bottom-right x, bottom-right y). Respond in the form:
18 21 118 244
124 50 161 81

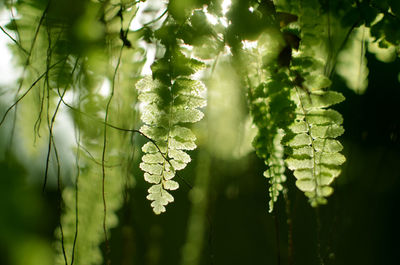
286 157 313 170
286 133 312 147
144 173 163 184
168 149 191 163
296 179 315 192
310 124 344 138
168 138 197 150
289 121 309 133
304 74 332 90
302 91 345 109
163 180 179 190
140 163 163 175
284 78 346 207
306 109 343 125
142 153 165 164
138 49 206 214
313 139 343 153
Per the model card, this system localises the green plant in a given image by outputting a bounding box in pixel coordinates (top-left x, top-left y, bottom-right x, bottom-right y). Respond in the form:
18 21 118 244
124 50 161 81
1 0 399 264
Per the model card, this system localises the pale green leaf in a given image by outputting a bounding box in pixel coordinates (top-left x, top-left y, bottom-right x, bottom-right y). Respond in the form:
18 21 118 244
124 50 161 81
168 149 191 163
173 78 206 95
136 76 158 92
296 179 316 192
172 108 204 123
294 168 339 182
144 173 162 184
175 94 207 108
151 202 166 215
168 138 197 150
310 124 344 138
286 158 313 169
142 153 165 164
142 142 167 154
293 169 312 179
163 170 175 180
316 152 346 165
170 159 187 170
306 109 343 125
313 139 343 153
140 163 163 175
170 126 196 141
318 173 335 185
304 74 331 90
138 92 161 104
289 121 309 133
292 146 313 157
141 105 167 125
140 125 169 141
163 180 179 190
147 189 174 205
286 133 312 147
317 186 334 197
302 91 345 110
148 184 163 194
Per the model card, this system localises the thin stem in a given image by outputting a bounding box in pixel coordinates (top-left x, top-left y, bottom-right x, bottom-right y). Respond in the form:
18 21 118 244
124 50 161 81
283 189 293 265
70 123 81 265
52 132 68 265
42 86 66 192
273 211 281 265
316 208 325 265
100 44 124 265
0 58 66 128
0 25 29 54
42 58 78 191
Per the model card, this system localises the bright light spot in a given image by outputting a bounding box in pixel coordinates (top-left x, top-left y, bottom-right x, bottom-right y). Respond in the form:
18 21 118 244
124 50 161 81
62 91 74 105
141 44 156 76
292 50 301 57
181 43 194 52
221 0 232 15
99 78 111 97
242 40 258 49
130 0 167 31
220 17 229 28
138 102 147 114
205 10 219 25
225 45 232 55
249 7 254 12
0 11 19 87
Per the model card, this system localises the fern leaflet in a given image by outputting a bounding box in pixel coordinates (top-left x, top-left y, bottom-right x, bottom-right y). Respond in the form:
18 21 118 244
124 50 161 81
284 73 346 206
250 72 295 212
137 50 206 214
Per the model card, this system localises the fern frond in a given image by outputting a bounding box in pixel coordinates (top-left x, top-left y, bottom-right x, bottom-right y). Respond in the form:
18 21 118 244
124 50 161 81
284 74 345 206
263 129 286 212
137 52 206 214
250 72 295 212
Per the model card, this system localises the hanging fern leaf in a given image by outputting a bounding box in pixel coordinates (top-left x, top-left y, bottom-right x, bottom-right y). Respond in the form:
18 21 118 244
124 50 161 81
137 50 206 214
263 129 286 212
250 72 295 212
284 74 346 206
